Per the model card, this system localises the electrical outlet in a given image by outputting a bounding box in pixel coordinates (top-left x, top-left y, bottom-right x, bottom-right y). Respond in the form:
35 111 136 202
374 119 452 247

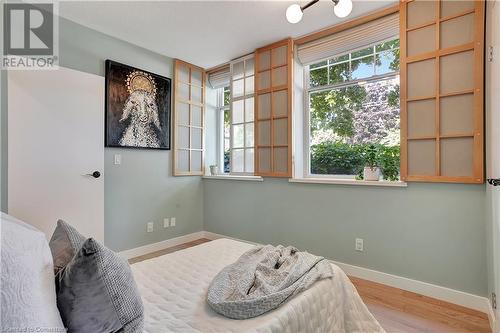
355 238 364 252
147 222 154 233
163 218 169 228
114 154 121 165
170 217 176 227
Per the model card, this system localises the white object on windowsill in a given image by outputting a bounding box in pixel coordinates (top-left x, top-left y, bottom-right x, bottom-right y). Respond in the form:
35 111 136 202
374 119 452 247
363 167 381 181
209 165 219 176
289 177 407 187
202 175 264 182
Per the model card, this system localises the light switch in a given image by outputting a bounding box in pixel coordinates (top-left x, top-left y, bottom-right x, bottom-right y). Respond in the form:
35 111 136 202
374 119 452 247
114 154 121 165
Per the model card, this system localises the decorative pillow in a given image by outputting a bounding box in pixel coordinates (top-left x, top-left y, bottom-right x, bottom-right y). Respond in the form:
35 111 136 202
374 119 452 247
56 238 144 333
1 213 65 332
49 219 86 274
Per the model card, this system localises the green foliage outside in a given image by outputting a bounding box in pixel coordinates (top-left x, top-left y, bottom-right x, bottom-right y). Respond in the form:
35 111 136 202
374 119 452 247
311 142 400 181
365 144 378 168
223 87 231 126
378 145 400 181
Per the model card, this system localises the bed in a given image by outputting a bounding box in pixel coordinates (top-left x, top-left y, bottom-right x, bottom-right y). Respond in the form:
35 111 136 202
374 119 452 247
131 238 385 333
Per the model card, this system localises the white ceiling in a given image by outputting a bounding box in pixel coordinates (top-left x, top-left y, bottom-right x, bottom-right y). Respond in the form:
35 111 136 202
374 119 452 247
59 0 397 69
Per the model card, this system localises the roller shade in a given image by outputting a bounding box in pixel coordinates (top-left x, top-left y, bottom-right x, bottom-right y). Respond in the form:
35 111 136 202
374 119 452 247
208 66 230 89
297 13 399 65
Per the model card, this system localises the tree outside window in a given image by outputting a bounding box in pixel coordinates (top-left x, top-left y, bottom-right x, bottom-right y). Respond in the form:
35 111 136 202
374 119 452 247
308 39 400 181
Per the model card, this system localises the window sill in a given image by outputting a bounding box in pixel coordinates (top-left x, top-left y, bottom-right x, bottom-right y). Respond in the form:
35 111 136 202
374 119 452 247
202 175 264 182
289 177 407 187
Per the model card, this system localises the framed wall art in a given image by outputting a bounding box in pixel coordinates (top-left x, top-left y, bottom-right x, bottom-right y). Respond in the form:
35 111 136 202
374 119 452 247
105 60 171 150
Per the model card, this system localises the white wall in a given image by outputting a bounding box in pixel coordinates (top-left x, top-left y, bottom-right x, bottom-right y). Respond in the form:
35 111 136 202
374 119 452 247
8 68 104 241
486 0 500 329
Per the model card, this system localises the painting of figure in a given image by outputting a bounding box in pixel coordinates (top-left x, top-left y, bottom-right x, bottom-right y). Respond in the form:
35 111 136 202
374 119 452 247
105 60 171 149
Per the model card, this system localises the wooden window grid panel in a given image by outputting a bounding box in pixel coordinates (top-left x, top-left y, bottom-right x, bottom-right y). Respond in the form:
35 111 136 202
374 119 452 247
400 0 484 183
254 38 294 177
173 59 206 176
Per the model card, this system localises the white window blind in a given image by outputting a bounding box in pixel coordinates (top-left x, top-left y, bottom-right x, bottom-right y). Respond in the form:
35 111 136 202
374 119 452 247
297 13 399 65
208 66 230 89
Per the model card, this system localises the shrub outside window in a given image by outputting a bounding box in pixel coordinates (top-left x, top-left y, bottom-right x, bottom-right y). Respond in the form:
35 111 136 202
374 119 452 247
306 38 401 181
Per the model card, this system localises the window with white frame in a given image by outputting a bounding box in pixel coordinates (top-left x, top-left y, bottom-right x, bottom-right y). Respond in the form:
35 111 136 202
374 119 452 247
305 38 401 181
216 86 231 173
229 55 255 174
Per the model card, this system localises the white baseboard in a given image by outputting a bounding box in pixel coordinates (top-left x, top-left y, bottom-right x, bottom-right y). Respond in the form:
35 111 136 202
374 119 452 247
330 259 490 314
121 230 494 330
203 231 492 317
202 231 259 245
488 305 497 333
118 231 206 260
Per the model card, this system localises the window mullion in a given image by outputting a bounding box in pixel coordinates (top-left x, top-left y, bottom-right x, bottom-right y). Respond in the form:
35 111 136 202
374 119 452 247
308 72 399 94
230 74 235 173
216 88 222 172
349 53 352 79
372 45 376 76
218 107 224 172
242 62 247 173
327 60 330 86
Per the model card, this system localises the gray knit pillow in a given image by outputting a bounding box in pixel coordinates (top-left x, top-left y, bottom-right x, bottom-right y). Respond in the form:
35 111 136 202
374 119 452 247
56 238 144 333
49 219 86 274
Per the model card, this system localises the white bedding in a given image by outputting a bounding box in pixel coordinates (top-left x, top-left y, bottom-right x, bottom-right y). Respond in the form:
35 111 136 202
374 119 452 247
1 213 65 331
131 238 385 333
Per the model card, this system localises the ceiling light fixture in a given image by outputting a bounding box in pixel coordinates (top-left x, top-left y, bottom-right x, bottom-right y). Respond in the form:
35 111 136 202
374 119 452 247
286 0 353 24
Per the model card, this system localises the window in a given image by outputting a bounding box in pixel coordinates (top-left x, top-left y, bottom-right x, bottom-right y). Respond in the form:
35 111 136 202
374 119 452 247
216 86 231 173
225 55 255 174
305 39 400 181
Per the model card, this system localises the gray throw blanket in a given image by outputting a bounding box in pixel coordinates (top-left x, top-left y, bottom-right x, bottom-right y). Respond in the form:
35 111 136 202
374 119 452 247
207 244 333 319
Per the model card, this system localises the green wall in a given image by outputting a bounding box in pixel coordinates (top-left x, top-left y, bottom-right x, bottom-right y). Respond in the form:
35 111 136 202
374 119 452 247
486 187 495 302
204 178 487 296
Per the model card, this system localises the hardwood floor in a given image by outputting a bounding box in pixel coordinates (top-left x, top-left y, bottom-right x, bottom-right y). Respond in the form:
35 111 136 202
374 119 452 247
129 239 491 333
128 238 211 264
352 277 490 333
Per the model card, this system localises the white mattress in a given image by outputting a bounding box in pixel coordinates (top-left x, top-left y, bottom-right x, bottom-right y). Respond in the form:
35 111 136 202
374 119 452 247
131 238 385 333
